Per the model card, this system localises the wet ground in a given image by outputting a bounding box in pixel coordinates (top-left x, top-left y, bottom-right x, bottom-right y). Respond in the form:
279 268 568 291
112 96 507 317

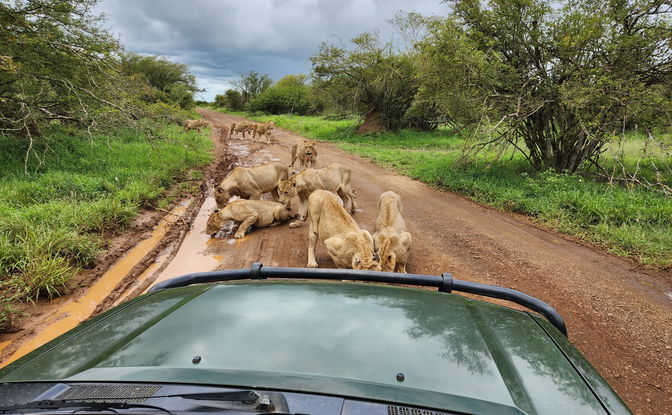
1 109 671 414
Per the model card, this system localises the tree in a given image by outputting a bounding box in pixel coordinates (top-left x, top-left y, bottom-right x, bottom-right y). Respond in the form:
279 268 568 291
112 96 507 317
0 0 130 137
120 53 200 109
247 74 312 115
416 0 672 173
214 89 244 111
310 32 418 132
232 71 272 104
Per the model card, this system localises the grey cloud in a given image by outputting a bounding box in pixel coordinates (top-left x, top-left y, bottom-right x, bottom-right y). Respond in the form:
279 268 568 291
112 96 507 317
96 0 448 100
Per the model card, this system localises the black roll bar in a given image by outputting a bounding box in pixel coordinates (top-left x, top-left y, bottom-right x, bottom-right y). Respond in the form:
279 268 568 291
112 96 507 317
149 263 567 336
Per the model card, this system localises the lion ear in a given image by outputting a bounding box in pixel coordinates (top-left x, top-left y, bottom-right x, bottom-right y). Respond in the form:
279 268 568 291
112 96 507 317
291 182 296 187
215 187 224 194
353 256 361 266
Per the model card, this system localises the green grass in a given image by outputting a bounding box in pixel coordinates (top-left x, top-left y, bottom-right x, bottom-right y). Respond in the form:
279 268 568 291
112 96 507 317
0 125 212 330
225 110 672 269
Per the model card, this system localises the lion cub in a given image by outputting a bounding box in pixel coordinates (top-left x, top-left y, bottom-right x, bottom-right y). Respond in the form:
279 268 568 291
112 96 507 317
306 190 380 270
373 191 412 273
206 199 293 239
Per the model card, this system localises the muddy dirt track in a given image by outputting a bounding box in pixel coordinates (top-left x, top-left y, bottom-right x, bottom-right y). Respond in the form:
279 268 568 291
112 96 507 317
198 110 672 414
2 108 671 414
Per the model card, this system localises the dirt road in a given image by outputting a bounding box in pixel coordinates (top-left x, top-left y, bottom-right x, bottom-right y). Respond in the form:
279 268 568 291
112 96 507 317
193 109 671 414
1 108 670 414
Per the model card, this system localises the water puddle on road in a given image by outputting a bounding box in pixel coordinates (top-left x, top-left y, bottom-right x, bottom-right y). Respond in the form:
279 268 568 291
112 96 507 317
1 138 280 367
0 201 191 368
148 194 223 289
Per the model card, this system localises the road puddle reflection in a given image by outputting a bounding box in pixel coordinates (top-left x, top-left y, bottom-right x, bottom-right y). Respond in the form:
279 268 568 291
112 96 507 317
0 201 191 368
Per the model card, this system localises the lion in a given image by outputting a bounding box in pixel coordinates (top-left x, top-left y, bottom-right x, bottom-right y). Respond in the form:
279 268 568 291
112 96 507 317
277 163 358 228
252 121 275 143
373 191 412 273
290 140 317 171
306 190 381 270
229 122 254 139
206 199 293 238
214 161 289 208
183 119 209 133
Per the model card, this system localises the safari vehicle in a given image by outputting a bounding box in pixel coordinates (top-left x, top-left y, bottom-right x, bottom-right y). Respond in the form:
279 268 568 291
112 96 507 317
0 264 631 415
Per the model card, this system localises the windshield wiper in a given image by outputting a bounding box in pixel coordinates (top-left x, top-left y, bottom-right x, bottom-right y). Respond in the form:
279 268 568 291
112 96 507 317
0 390 286 414
0 399 175 414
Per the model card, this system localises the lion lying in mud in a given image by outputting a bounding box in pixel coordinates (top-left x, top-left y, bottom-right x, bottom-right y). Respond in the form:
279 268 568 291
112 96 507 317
306 190 380 270
229 122 254 139
277 163 358 228
290 140 317 171
214 161 288 208
253 121 275 143
374 191 412 273
206 199 292 239
183 119 209 133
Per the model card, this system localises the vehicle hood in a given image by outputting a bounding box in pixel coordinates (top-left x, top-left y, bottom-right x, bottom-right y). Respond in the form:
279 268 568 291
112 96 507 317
0 281 617 414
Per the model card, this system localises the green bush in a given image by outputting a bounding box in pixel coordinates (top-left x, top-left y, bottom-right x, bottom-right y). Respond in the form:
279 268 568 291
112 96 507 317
247 85 311 115
214 89 244 111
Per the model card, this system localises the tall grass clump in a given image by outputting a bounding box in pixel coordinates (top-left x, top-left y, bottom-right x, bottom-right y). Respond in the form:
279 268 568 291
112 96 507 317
0 125 212 330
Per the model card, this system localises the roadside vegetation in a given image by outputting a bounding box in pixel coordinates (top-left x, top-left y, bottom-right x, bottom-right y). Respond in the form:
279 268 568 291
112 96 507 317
0 0 212 330
0 126 212 330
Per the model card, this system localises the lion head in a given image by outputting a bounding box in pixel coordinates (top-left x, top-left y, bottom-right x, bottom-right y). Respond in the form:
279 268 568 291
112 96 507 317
206 209 224 237
277 179 297 207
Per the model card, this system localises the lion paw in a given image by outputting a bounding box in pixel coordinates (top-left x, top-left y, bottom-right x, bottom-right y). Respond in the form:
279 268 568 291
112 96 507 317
307 261 318 268
288 220 303 228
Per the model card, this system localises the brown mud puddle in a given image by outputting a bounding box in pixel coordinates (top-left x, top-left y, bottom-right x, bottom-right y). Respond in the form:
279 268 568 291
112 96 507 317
0 122 281 368
1 201 191 367
0 110 235 368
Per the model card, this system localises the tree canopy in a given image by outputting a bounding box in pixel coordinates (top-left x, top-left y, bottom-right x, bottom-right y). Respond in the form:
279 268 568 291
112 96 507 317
120 53 200 109
0 0 126 136
232 71 272 104
0 0 199 143
247 74 312 115
310 32 417 132
416 0 672 172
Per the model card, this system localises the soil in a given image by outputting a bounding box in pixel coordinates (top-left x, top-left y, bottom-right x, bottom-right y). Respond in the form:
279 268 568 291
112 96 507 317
356 109 386 134
2 108 671 415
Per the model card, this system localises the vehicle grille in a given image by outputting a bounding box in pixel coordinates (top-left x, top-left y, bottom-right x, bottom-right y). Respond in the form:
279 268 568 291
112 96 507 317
387 405 451 415
56 384 162 403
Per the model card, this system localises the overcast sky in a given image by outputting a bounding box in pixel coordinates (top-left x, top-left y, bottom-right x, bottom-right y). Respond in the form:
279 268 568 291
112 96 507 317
95 0 449 101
